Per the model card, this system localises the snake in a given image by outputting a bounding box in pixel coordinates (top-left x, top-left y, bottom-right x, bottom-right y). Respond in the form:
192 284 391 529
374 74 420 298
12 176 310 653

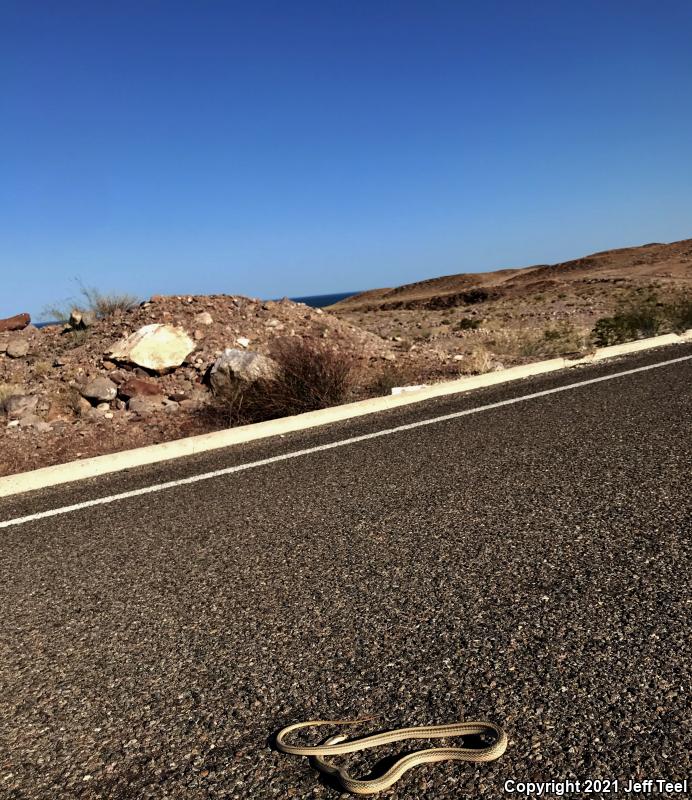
275 718 507 795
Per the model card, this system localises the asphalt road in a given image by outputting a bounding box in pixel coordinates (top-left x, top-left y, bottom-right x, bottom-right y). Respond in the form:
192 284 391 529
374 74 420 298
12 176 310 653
1 344 691 799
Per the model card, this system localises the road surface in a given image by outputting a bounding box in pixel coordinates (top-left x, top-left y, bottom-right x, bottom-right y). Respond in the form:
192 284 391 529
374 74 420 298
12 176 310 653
1 344 690 799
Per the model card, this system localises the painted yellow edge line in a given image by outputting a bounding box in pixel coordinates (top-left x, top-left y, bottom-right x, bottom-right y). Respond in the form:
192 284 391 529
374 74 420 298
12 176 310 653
0 330 689 499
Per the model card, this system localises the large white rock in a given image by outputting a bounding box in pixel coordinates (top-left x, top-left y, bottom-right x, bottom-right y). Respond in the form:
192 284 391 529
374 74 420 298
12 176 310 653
107 324 195 373
209 348 277 397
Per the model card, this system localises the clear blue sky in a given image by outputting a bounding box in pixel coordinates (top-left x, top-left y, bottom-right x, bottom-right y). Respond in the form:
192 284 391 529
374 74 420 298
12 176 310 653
2 1 691 319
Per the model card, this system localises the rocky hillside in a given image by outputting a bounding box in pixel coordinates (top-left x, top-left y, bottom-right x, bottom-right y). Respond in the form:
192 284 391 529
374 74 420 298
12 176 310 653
0 294 395 477
328 239 691 377
332 239 692 311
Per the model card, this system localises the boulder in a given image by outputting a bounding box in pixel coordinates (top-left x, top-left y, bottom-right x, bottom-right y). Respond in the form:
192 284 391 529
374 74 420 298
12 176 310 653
4 395 38 420
6 337 30 358
209 348 277 397
81 376 118 403
107 324 195 373
118 378 161 399
0 313 30 332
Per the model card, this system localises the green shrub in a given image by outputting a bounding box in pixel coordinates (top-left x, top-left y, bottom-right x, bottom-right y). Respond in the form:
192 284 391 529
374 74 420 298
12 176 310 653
454 318 481 331
665 297 692 332
592 303 662 346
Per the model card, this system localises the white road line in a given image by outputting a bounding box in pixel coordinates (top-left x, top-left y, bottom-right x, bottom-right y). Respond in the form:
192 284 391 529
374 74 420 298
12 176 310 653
1 353 690 529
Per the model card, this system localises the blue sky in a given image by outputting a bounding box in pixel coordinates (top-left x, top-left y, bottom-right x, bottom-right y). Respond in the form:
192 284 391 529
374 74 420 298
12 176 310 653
2 1 691 319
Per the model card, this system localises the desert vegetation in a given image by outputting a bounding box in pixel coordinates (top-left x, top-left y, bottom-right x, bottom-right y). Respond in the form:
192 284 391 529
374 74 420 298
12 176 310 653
43 280 139 323
207 337 358 426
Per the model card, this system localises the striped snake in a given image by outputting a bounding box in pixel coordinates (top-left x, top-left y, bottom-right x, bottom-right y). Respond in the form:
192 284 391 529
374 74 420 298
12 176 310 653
275 718 507 795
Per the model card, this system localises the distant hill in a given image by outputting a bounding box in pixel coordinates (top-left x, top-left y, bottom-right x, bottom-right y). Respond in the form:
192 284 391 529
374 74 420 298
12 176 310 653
331 239 692 312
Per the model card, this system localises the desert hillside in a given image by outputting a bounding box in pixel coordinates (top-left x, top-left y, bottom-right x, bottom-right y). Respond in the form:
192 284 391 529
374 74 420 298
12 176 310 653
328 239 691 378
332 239 692 312
1 239 690 478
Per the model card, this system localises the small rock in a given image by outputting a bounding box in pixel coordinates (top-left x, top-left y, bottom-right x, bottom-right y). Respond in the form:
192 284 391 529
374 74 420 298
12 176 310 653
6 337 30 358
81 376 118 403
236 337 251 348
69 309 96 329
18 413 42 427
75 396 93 416
194 329 205 341
128 395 164 415
96 402 110 411
5 395 38 420
118 378 161 399
195 311 214 326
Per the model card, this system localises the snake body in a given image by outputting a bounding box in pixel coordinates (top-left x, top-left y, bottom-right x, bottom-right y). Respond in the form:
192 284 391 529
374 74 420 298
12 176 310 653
275 718 507 795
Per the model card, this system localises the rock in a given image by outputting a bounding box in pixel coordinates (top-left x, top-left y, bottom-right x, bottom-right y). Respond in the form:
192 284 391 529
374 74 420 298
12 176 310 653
118 378 161 399
107 324 195 373
128 395 164 415
195 311 214 326
34 421 53 433
209 349 277 397
45 402 69 422
193 329 205 341
69 309 96 329
6 337 30 358
81 376 117 403
108 369 128 384
96 402 110 411
75 396 92 416
4 395 38 420
236 336 251 348
18 414 42 427
0 312 30 332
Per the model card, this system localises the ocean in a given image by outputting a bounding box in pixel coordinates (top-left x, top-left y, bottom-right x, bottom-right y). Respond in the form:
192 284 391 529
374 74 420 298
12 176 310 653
288 291 359 308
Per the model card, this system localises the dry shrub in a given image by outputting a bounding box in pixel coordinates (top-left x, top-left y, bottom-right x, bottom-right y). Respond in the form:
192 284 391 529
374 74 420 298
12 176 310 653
42 279 139 323
462 347 496 375
368 363 416 396
488 323 588 360
210 338 358 427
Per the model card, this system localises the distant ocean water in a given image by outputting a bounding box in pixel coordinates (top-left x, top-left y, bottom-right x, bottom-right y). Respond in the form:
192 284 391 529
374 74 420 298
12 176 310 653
289 291 360 307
